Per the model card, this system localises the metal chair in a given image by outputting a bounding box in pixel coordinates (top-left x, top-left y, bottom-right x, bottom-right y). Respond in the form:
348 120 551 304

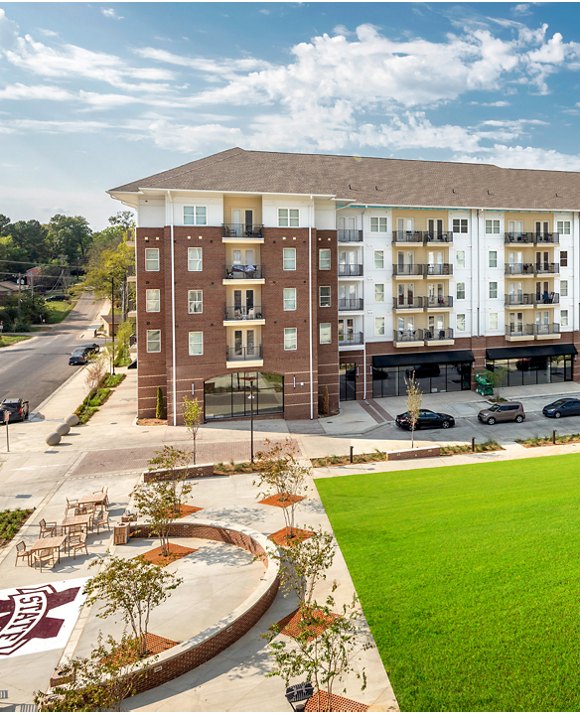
15 540 30 566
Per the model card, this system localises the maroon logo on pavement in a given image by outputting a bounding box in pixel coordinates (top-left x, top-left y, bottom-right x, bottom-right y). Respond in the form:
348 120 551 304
0 584 80 656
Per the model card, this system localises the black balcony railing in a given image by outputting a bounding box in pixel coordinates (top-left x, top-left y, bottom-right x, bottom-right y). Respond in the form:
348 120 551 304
226 345 263 361
394 329 425 343
224 264 263 279
222 223 264 238
392 231 453 243
504 263 559 276
504 293 559 306
392 264 453 277
535 262 559 274
505 324 535 337
535 323 560 336
338 264 364 277
392 264 425 277
338 298 364 311
424 232 453 243
424 327 454 341
393 297 424 310
339 331 364 346
224 306 264 320
425 263 453 276
337 229 363 242
504 232 559 244
425 296 453 309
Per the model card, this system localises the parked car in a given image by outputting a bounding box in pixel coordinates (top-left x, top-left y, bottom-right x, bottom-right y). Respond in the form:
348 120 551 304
396 409 455 430
0 398 30 423
68 344 100 365
542 398 580 419
478 402 525 425
83 343 100 356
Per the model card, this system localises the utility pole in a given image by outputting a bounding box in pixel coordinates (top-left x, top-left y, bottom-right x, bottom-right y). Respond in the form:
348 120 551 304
111 277 115 375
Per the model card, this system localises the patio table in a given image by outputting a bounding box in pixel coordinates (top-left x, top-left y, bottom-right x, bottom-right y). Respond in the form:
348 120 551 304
61 514 91 532
28 534 67 566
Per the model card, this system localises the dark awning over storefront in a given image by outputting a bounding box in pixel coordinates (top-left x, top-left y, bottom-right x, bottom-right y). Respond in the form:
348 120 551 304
486 344 577 361
372 350 474 368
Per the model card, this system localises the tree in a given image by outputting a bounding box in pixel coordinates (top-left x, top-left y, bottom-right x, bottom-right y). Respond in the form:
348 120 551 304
47 214 93 266
318 385 330 417
481 366 507 400
85 353 106 392
132 447 194 556
34 633 144 711
182 395 203 465
155 386 166 420
255 438 310 539
405 371 422 449
266 594 369 711
84 241 135 321
114 320 133 367
84 556 182 657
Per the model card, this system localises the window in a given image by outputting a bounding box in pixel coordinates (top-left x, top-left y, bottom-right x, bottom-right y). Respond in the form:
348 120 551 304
145 248 160 271
456 282 465 300
145 289 160 312
561 280 568 297
188 331 203 355
453 218 468 233
561 309 569 327
319 286 331 307
283 287 297 311
283 247 296 270
183 205 207 225
486 219 500 234
374 250 384 269
319 323 332 344
489 282 498 299
375 316 385 336
188 289 203 314
561 250 568 267
319 248 331 270
457 314 466 331
278 208 299 227
284 327 297 351
557 220 571 235
489 251 498 268
489 312 498 330
374 284 385 303
188 247 202 271
146 329 161 353
370 216 387 233
456 250 465 268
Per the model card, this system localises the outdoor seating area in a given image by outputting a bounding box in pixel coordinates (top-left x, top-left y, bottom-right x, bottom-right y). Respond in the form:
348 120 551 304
14 488 111 571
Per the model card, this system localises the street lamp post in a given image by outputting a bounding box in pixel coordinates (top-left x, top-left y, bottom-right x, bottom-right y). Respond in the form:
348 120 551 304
111 277 116 376
249 377 255 463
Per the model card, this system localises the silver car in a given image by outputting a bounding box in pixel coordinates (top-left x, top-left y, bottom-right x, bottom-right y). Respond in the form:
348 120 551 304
478 402 525 425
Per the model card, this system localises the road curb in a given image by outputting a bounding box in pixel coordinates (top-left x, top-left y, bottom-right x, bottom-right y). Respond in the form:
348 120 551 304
35 364 88 415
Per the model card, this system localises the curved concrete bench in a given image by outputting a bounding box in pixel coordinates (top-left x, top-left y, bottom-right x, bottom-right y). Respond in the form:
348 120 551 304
50 519 280 696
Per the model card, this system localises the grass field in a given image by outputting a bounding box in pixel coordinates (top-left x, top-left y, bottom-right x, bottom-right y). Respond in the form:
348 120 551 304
315 454 580 711
45 299 73 324
0 335 31 347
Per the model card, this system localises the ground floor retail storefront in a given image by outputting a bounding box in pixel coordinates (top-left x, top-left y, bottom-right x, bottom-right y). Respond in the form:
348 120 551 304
372 350 474 397
204 372 284 420
485 344 576 386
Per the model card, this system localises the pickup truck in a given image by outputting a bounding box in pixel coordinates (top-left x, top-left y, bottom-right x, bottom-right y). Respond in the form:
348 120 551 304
0 398 30 423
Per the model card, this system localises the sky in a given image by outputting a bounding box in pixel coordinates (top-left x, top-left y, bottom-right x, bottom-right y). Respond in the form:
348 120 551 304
2 1 580 230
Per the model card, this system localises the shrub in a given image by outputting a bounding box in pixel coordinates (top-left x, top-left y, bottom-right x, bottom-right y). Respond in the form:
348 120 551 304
155 387 166 420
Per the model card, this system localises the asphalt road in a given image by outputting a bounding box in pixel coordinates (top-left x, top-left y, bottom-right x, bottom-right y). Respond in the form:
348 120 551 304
0 293 106 411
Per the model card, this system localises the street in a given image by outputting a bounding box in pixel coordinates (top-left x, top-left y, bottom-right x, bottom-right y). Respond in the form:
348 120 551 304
0 293 106 411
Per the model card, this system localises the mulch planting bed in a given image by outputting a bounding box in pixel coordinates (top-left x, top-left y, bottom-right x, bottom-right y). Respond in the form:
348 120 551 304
259 493 305 508
175 504 203 517
268 526 314 547
143 632 179 655
138 542 197 566
136 418 168 426
276 607 338 641
305 690 368 712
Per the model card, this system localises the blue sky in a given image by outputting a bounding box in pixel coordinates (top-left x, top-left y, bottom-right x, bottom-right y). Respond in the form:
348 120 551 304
2 2 580 229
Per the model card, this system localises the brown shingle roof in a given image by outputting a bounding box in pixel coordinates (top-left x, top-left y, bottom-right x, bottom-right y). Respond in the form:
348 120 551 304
109 147 580 210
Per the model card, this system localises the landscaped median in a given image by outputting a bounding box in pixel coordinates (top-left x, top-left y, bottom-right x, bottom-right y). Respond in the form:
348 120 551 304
516 432 580 447
75 373 126 424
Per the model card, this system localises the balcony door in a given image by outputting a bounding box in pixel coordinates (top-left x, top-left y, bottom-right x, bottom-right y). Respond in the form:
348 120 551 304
509 312 523 333
508 221 523 237
231 209 254 235
535 221 549 235
428 282 444 305
234 329 256 357
535 251 548 269
428 219 444 236
398 283 414 305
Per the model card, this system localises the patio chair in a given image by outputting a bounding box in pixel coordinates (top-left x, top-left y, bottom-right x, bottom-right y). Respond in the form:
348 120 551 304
65 497 78 514
32 548 55 571
39 518 58 538
93 509 110 534
69 531 88 559
15 540 30 566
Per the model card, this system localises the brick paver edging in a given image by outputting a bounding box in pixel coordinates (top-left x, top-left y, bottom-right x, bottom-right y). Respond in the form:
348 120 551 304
49 519 280 697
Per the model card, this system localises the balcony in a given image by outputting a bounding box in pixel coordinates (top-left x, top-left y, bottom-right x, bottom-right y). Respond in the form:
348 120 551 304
338 264 364 277
505 323 560 341
424 328 454 345
394 329 425 348
424 232 453 244
392 264 452 278
338 229 363 243
339 331 364 347
393 297 424 311
224 306 264 322
392 231 453 244
225 345 263 364
424 296 453 310
392 264 425 278
504 263 559 276
504 232 559 245
222 223 264 239
425 263 453 277
224 264 264 281
535 322 560 340
338 298 364 311
504 293 559 307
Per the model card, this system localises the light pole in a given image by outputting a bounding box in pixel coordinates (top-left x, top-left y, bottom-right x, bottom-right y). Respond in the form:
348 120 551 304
111 277 115 375
249 377 255 463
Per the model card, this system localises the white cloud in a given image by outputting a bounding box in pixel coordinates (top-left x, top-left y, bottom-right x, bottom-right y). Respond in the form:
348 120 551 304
101 8 124 21
455 144 580 171
0 83 74 101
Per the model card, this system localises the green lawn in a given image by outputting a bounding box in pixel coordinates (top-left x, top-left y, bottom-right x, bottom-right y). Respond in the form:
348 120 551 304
315 454 580 712
0 335 31 347
45 299 73 324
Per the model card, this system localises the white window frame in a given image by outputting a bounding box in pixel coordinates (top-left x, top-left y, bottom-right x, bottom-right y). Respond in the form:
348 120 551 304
561 309 569 327
557 220 571 235
188 331 203 356
319 323 332 344
457 314 466 332
560 250 568 267
489 282 498 299
489 251 498 268
319 286 331 308
319 248 331 270
456 282 465 300
284 327 297 351
188 289 203 314
283 287 297 311
485 219 500 234
144 248 160 272
374 250 384 269
283 247 297 271
145 289 160 313
456 250 466 268
374 316 385 336
370 216 387 233
489 312 499 330
453 218 468 234
278 208 300 228
188 246 203 271
183 205 207 226
146 329 161 353
374 284 385 303
561 280 568 297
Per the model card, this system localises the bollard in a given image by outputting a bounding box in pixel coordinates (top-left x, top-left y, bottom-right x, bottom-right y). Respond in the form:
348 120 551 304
349 445 354 463
471 437 476 453
552 429 556 445
65 414 80 427
46 432 61 446
56 423 70 437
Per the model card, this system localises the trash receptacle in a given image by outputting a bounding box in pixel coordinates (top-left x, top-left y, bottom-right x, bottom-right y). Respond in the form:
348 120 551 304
113 523 129 545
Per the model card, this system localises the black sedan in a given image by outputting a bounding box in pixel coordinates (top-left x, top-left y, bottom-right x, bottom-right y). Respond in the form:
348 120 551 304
395 409 455 430
542 398 580 419
0 398 30 423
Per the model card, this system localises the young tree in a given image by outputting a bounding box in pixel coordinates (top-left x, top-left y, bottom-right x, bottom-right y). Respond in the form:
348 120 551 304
114 320 133 367
182 395 203 464
266 594 369 711
481 366 508 400
132 447 194 556
85 353 106 392
155 386 166 420
34 633 144 711
405 371 422 449
255 439 310 539
84 556 182 657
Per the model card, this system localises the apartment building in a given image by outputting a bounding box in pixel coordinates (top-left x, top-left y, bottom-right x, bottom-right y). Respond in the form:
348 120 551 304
109 148 580 424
